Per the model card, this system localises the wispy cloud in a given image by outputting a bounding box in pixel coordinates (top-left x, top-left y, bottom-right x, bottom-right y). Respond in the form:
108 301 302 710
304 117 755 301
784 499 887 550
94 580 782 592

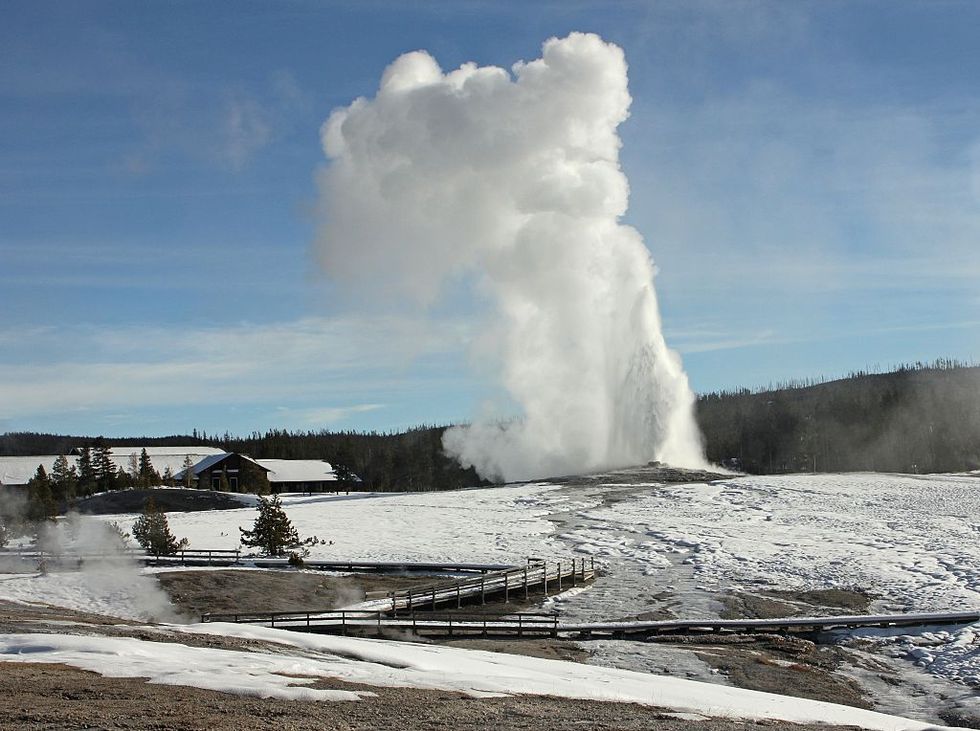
125 70 312 174
274 403 385 426
0 315 469 423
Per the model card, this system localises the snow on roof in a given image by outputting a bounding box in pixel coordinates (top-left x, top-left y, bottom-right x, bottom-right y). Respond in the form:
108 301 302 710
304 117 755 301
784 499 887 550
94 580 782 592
2 447 228 485
106 447 225 458
256 459 336 484
102 447 226 477
0 456 64 486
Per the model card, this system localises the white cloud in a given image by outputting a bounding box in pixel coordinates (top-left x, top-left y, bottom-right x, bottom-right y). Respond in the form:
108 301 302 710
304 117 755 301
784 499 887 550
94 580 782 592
0 315 467 422
274 403 385 426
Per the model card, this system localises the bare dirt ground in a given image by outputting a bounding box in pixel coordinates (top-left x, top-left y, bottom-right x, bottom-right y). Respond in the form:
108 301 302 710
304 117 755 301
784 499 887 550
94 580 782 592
0 597 866 731
0 661 868 731
150 569 883 711
156 569 436 617
720 589 874 621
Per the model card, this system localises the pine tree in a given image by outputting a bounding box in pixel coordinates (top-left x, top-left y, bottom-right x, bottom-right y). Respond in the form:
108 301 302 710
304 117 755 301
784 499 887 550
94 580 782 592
27 465 56 523
132 498 187 557
240 459 270 495
92 439 115 492
137 448 160 488
77 447 96 497
116 465 132 489
50 454 77 502
0 517 8 548
239 495 304 556
162 466 175 487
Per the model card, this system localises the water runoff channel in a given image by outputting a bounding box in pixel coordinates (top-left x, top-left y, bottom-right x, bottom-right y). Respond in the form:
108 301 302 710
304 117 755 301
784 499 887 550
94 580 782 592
528 468 979 725
533 470 728 681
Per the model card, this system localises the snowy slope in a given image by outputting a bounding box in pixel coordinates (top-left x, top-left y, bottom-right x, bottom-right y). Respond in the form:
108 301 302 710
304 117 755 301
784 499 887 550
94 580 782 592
0 625 957 731
7 471 978 722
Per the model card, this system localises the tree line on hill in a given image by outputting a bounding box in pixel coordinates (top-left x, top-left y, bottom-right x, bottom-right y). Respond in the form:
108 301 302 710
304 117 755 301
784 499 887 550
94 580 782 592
1 426 487 493
2 362 978 487
697 361 980 474
213 426 487 492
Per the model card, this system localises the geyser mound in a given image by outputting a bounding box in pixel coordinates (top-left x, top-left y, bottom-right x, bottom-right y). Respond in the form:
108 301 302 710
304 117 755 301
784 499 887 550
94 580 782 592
316 32 705 481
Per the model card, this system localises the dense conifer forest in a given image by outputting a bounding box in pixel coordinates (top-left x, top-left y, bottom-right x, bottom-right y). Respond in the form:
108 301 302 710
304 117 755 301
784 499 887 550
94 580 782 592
3 362 978 485
698 361 980 474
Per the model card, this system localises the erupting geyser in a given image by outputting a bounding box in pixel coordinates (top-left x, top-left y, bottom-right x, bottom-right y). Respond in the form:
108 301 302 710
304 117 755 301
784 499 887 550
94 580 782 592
316 32 705 481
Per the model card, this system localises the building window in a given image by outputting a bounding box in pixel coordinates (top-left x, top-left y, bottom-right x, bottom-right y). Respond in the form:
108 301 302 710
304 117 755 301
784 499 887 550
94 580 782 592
212 476 220 489
229 477 238 491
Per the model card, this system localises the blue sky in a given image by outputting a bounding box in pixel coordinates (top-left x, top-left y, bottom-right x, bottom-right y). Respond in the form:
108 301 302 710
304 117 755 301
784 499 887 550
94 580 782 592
2 0 979 437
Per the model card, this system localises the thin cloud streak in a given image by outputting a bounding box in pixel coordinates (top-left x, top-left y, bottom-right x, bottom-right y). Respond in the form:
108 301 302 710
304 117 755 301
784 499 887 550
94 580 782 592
0 316 469 422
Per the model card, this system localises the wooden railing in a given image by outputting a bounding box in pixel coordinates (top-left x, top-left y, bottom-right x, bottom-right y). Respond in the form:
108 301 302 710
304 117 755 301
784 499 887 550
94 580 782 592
388 557 596 612
200 608 980 641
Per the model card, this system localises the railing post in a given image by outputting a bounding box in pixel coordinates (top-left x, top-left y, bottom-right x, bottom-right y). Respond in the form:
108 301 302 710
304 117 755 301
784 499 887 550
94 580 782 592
571 558 576 587
480 577 486 604
558 562 562 593
504 573 509 603
524 566 529 600
430 588 436 610
456 583 461 609
407 590 413 612
543 561 548 596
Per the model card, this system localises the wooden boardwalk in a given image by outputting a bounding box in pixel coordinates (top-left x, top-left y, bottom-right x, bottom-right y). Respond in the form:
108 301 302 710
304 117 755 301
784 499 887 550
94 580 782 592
200 608 980 641
0 547 518 574
383 558 596 612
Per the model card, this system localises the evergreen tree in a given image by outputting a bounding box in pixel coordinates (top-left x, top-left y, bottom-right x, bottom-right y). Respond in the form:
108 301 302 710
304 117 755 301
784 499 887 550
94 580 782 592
333 462 355 488
239 459 270 495
27 465 56 523
132 498 187 557
162 466 175 487
76 447 96 497
116 465 132 489
137 448 160 487
92 439 116 492
50 454 77 502
239 495 304 556
0 517 7 548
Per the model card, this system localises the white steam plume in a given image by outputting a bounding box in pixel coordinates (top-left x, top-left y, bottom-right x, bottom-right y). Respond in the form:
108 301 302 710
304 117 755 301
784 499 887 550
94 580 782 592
316 33 705 481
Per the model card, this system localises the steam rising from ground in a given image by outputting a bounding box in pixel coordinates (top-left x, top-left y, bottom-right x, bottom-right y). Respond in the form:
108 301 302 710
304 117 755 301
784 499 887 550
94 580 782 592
3 513 182 624
316 33 705 481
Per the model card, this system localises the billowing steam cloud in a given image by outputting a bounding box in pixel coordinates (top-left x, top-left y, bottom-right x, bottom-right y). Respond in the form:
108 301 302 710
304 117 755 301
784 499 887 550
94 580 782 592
316 33 705 481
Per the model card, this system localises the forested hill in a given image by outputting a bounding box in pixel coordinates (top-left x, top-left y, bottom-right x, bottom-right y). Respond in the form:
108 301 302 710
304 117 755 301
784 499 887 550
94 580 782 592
3 363 979 483
697 363 980 474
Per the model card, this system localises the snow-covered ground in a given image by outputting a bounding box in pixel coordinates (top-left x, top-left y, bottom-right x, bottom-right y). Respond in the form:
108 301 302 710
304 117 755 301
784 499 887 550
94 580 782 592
3 471 979 726
109 485 563 564
0 624 958 730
